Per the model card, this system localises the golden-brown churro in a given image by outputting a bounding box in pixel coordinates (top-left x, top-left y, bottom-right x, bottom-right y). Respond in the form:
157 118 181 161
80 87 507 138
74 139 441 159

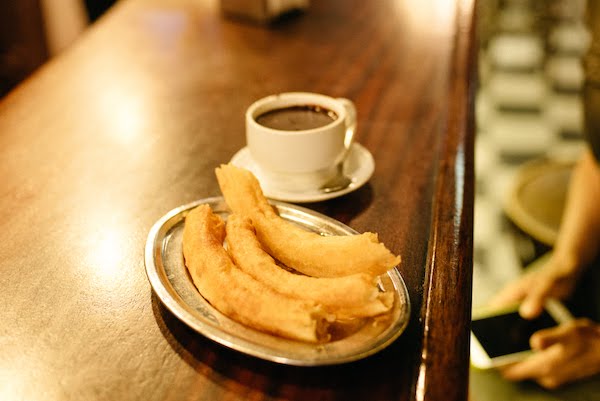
225 214 393 318
182 204 330 342
215 164 401 278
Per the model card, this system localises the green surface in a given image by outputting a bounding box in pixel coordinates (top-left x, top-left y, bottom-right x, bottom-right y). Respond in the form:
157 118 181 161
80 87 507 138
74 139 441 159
470 367 600 401
470 253 600 400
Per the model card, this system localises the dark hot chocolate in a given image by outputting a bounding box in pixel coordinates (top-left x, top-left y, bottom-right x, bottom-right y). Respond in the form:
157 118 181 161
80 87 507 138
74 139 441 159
255 105 337 131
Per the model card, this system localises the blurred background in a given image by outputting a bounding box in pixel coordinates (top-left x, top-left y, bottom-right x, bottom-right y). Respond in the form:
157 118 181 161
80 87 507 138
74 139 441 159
0 0 114 97
474 0 588 308
472 0 600 399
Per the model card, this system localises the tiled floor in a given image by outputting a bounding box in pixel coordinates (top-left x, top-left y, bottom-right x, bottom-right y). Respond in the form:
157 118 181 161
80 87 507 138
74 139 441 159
473 0 588 309
470 1 600 399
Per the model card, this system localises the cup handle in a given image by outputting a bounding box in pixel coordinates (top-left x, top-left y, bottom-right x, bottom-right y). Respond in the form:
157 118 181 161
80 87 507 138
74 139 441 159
336 97 357 150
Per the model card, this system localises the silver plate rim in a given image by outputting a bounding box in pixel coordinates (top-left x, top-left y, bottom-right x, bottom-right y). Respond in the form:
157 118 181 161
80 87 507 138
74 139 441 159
144 196 411 366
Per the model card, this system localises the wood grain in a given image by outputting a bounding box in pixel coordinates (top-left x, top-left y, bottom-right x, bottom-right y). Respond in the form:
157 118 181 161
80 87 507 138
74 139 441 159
0 0 476 400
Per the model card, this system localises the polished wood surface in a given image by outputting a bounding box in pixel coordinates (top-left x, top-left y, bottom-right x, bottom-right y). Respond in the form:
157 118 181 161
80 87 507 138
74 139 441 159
0 1 475 400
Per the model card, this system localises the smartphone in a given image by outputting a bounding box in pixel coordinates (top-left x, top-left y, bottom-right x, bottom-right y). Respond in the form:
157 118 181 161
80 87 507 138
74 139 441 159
470 298 573 369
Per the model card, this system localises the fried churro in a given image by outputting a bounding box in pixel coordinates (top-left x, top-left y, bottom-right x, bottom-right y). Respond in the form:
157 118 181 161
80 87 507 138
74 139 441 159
225 214 393 318
182 204 330 342
215 164 401 278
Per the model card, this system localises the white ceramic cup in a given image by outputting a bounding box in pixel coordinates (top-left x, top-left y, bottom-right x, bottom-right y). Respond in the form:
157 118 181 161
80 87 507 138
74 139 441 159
246 92 356 192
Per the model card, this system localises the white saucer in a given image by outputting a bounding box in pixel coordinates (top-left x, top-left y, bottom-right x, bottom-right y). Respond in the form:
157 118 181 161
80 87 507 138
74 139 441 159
230 143 375 203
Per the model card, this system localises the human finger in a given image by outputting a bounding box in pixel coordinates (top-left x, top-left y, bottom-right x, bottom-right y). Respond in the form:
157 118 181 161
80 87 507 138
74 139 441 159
530 322 575 350
532 318 600 350
518 278 553 319
500 346 561 382
488 278 531 308
503 320 600 388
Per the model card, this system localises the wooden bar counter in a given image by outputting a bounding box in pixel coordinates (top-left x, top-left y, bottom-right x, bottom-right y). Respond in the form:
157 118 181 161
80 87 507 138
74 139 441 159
0 0 476 400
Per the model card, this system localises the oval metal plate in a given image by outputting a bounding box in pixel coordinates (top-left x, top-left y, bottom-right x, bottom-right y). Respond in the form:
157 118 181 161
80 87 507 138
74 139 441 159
144 197 410 366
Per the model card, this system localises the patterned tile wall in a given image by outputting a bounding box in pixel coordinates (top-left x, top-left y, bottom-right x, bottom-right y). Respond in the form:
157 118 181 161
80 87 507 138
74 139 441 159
473 0 589 308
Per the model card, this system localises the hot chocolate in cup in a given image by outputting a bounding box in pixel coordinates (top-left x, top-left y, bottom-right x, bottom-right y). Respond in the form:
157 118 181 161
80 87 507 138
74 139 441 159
246 92 356 192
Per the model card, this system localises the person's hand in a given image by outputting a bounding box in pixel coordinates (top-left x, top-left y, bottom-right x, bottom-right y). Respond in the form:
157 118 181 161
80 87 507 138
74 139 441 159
500 318 600 389
490 253 580 319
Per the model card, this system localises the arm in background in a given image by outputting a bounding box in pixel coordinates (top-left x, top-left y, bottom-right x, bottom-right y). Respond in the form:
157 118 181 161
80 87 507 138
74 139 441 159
490 1 600 389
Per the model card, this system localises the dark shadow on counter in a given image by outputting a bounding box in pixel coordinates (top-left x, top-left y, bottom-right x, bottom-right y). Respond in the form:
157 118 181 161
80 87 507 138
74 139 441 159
301 182 374 225
150 287 421 401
